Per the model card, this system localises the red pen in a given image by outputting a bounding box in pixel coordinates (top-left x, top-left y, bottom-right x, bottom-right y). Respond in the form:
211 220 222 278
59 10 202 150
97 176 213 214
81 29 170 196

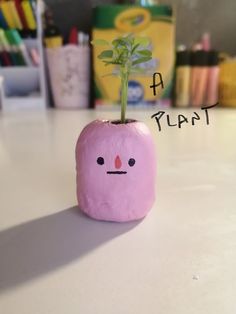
1 50 12 66
68 27 78 45
14 0 28 30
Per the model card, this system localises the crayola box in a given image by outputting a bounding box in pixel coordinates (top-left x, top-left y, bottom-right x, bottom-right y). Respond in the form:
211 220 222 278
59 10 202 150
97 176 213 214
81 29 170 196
92 5 175 107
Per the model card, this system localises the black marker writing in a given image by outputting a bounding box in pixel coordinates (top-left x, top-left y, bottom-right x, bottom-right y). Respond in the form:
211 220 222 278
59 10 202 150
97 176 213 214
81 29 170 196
191 112 200 125
151 111 165 132
150 72 164 96
167 115 177 127
178 114 188 128
151 103 218 132
201 103 218 125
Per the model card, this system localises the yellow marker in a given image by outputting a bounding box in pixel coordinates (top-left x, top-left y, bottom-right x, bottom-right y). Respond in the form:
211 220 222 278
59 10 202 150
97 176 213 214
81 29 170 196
9 0 23 30
21 0 36 30
219 59 236 107
44 36 63 48
1 0 17 28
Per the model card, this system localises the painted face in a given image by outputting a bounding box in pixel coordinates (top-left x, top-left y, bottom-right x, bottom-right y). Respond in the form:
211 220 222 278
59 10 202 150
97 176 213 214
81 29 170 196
76 120 156 222
96 155 135 174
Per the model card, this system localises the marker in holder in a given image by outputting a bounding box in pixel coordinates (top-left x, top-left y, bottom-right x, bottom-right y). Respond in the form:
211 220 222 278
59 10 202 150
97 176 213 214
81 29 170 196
46 44 90 109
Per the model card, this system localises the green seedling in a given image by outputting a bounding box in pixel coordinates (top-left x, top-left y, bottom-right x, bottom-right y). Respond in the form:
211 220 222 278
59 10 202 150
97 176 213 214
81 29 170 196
91 34 153 123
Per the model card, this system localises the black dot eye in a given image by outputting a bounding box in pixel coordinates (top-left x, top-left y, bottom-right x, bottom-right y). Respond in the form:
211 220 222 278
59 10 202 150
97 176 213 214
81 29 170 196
128 158 135 167
97 157 104 165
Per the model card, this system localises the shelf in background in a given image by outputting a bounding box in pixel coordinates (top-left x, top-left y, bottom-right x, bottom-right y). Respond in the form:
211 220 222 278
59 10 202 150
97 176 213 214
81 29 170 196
0 0 48 111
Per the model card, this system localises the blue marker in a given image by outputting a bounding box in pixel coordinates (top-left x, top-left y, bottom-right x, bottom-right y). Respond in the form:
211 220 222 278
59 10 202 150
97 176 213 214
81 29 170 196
0 9 8 29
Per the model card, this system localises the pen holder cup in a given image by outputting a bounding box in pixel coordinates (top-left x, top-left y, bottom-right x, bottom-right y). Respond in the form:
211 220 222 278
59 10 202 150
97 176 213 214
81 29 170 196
46 45 90 109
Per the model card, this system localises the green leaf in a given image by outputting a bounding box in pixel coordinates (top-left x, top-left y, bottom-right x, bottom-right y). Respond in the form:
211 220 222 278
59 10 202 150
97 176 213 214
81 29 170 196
123 33 134 44
112 34 134 48
134 37 150 47
103 60 122 66
119 50 129 60
115 47 127 56
131 43 140 54
136 49 152 57
98 50 113 59
132 56 152 66
112 38 126 47
130 67 146 74
91 39 109 46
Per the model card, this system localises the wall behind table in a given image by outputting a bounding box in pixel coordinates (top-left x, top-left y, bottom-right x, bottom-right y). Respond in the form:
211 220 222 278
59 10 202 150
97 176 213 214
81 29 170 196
45 0 92 38
165 0 236 54
45 0 236 54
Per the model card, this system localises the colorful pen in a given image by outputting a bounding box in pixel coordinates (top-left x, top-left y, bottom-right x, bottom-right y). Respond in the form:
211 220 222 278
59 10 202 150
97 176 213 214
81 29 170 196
190 50 208 106
206 50 219 106
5 29 26 65
175 48 191 107
11 29 32 65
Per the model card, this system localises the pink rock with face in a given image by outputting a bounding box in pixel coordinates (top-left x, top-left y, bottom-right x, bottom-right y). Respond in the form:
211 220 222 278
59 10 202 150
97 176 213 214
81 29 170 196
75 119 156 222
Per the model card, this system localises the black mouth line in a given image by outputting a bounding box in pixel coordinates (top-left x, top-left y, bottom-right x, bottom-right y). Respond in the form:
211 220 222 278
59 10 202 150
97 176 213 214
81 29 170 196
107 171 127 175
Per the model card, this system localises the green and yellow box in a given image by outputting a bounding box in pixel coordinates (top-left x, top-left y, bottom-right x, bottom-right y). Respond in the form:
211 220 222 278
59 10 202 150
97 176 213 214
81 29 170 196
92 5 175 107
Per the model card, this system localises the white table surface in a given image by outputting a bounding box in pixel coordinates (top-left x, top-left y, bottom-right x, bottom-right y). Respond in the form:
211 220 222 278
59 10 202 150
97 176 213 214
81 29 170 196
0 107 235 314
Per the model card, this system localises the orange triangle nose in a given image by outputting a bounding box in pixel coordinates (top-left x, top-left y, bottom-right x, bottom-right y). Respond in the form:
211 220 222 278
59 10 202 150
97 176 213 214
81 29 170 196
115 155 122 169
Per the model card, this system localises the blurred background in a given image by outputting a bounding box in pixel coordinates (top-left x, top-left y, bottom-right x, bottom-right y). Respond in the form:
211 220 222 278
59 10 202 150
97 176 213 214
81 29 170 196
0 0 235 110
47 0 236 55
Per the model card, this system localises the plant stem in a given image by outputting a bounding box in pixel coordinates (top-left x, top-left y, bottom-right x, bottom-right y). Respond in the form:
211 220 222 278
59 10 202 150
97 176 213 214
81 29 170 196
121 68 129 123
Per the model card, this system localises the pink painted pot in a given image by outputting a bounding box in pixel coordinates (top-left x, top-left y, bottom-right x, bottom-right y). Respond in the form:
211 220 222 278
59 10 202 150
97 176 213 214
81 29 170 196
75 119 156 222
